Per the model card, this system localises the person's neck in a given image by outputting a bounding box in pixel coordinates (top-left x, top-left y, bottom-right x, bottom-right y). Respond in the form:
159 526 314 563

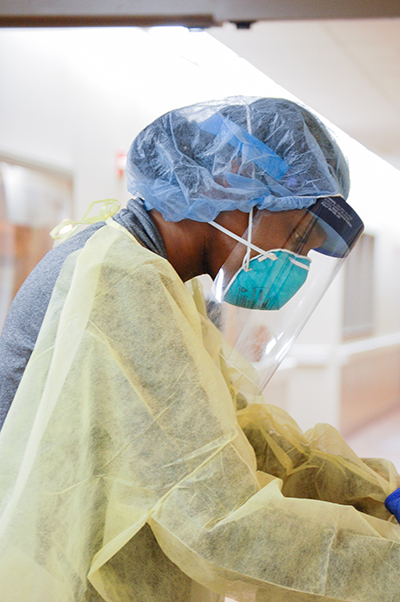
149 209 211 281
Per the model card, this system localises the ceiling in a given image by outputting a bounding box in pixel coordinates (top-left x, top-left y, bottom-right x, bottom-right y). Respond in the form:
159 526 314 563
210 18 400 170
1 0 400 27
1 3 399 171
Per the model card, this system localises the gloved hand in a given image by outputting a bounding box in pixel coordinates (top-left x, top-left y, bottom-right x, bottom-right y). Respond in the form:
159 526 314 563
385 487 400 522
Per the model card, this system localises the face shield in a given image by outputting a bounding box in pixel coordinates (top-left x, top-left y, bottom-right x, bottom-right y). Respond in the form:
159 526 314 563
208 196 364 391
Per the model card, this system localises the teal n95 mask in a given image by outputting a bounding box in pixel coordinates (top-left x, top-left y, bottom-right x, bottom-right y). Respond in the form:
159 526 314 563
207 198 364 391
224 250 311 311
209 207 313 312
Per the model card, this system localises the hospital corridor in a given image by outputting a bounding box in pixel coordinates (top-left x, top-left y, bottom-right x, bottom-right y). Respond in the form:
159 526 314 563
0 7 400 602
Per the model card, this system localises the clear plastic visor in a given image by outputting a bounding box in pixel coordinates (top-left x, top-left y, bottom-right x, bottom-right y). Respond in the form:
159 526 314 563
208 207 357 392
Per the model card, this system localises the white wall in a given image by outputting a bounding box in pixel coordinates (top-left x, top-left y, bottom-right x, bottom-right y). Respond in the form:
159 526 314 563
0 27 298 214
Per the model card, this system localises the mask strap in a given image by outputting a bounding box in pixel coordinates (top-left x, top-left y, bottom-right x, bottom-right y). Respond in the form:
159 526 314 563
209 213 276 261
242 206 253 272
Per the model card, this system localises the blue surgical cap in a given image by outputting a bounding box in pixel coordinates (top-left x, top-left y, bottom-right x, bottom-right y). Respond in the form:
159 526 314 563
126 96 350 222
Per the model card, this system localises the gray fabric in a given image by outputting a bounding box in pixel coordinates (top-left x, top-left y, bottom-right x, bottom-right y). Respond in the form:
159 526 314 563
114 197 167 257
0 198 167 429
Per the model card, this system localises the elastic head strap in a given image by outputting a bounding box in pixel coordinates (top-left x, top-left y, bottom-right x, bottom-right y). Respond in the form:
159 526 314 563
209 212 276 261
242 206 253 272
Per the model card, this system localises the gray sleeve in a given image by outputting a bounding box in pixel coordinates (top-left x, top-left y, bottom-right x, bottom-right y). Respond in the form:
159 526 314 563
0 223 104 429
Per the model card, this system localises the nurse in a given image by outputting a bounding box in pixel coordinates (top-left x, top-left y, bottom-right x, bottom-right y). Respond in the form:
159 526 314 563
0 96 399 602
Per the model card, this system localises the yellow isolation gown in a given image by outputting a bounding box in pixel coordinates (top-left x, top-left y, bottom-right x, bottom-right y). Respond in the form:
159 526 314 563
0 219 399 602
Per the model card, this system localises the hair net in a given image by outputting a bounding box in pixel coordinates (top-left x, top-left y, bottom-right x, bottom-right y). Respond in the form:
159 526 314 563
126 96 350 222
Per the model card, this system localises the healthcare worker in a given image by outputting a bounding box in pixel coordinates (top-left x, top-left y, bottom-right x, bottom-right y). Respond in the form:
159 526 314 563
0 96 399 602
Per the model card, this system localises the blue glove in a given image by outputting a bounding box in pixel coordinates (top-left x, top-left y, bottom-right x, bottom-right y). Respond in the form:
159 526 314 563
385 488 400 522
